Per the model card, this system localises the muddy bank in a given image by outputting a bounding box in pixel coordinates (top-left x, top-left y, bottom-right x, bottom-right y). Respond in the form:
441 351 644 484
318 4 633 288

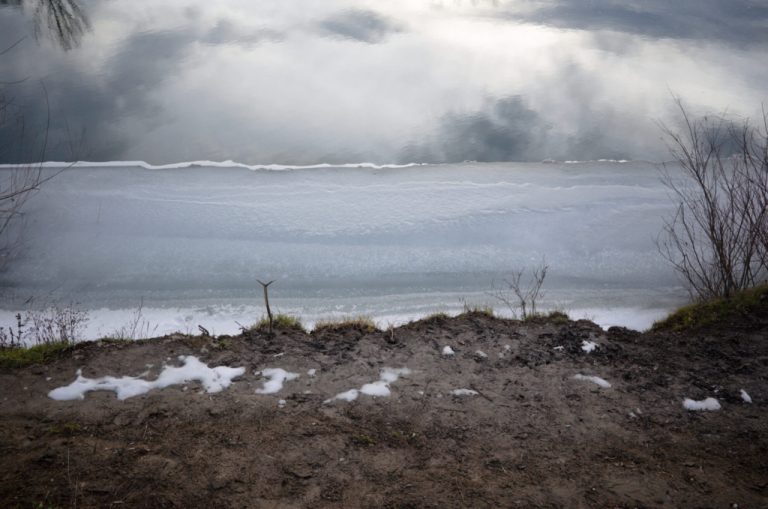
1 312 766 508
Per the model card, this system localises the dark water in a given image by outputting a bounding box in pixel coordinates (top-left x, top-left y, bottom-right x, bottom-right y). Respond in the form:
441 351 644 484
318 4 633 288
1 0 766 165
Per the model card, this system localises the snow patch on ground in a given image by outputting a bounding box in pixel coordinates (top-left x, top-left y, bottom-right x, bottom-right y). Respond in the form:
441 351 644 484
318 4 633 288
48 356 245 401
450 389 479 396
442 346 455 356
307 368 317 377
682 397 721 411
475 350 487 358
331 389 360 402
581 341 598 353
740 390 752 404
255 368 300 395
360 381 392 397
325 367 411 403
573 374 611 388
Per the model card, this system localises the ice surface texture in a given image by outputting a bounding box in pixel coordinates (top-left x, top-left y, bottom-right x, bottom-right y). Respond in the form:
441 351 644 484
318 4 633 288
1 161 687 334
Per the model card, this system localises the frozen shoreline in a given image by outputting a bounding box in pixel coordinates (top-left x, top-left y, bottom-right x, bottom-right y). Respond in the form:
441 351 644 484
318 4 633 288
0 298 677 343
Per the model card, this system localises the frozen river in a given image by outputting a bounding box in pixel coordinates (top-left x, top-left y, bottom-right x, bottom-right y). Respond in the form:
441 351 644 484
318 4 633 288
0 160 688 337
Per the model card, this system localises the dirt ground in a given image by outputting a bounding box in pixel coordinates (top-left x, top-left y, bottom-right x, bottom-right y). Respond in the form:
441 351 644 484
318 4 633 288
1 312 766 508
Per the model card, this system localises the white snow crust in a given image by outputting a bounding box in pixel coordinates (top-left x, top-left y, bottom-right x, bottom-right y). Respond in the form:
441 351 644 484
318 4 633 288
331 389 360 402
740 389 752 404
442 346 455 356
450 389 479 396
325 367 410 403
682 397 721 411
48 356 244 401
573 374 611 388
581 341 598 353
255 368 300 395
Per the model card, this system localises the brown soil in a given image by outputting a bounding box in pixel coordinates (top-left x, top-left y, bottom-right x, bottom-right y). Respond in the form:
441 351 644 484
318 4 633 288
1 313 766 508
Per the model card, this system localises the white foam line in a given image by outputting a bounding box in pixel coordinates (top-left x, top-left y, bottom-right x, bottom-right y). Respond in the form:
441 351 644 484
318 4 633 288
48 356 245 401
0 160 427 171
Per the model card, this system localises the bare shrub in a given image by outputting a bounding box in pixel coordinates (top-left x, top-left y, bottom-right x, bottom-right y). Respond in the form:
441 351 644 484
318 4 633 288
490 259 549 319
108 299 157 340
1 74 63 266
658 100 768 300
0 313 25 348
26 304 89 345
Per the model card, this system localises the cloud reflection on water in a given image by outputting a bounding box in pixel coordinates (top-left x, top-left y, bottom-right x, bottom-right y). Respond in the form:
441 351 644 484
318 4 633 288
0 0 765 164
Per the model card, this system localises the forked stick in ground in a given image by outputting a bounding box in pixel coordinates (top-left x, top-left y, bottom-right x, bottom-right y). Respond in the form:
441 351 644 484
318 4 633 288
257 279 275 335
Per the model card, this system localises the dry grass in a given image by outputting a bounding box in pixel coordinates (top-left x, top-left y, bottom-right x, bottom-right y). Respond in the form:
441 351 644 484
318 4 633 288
313 316 379 334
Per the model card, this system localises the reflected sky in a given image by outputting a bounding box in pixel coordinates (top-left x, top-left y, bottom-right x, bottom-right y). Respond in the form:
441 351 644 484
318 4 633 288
0 0 766 164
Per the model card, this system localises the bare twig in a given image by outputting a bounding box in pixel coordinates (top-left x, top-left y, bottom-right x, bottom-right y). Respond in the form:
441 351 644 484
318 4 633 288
257 279 275 334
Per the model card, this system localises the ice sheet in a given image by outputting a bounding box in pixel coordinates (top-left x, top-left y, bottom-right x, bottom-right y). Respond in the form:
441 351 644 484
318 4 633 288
0 161 688 336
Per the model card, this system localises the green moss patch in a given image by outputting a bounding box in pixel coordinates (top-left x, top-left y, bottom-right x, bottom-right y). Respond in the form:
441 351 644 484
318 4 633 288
0 342 72 369
652 284 768 332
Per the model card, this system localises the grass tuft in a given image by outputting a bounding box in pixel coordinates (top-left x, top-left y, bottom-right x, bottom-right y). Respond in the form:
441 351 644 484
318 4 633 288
313 316 378 334
253 314 306 333
0 342 72 369
351 434 377 447
652 283 768 332
459 305 494 318
421 312 450 323
47 422 82 436
523 310 570 325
